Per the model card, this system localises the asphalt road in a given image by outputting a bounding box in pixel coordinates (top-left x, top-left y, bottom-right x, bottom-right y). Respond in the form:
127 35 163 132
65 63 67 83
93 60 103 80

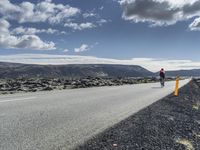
0 79 190 150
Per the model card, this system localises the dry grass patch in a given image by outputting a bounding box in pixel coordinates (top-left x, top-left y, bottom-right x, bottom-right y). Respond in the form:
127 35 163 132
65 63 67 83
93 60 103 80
176 138 194 150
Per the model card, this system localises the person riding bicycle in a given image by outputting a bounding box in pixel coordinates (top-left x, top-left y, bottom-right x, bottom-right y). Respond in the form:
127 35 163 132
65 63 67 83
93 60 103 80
159 68 165 87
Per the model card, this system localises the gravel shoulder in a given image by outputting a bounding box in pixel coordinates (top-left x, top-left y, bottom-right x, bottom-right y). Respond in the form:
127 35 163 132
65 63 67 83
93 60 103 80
76 79 200 150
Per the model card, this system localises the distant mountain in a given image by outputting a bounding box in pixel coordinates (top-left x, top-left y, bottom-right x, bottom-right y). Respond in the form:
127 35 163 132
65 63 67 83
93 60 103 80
165 69 200 77
153 69 200 77
0 62 153 79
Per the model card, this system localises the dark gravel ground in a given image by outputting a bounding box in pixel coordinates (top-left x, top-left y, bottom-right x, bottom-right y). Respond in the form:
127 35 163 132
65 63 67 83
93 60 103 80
75 79 200 150
0 77 175 95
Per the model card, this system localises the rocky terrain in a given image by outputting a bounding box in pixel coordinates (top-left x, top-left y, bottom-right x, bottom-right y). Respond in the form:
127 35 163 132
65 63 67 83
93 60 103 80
0 61 191 95
0 61 178 95
0 77 174 95
76 79 200 150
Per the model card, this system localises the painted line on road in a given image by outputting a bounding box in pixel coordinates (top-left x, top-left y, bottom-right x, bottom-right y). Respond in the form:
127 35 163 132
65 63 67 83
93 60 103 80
0 95 33 100
0 97 36 103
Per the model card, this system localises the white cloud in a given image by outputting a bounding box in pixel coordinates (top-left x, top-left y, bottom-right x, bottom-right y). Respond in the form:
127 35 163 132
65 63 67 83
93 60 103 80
0 19 56 50
61 31 67 34
63 49 69 52
46 28 59 34
0 18 10 34
119 0 200 27
90 42 99 49
189 17 200 31
64 22 96 30
74 44 90 53
0 0 106 32
0 54 200 72
97 19 108 26
83 12 97 18
11 26 59 35
100 6 104 10
129 58 197 71
15 35 56 50
0 0 80 24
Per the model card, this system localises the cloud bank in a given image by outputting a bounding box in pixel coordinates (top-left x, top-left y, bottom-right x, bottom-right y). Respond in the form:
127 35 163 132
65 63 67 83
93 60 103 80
1 54 200 72
0 0 106 29
0 19 55 50
119 0 200 30
0 0 107 50
64 22 96 31
0 0 80 24
11 26 61 35
74 44 90 53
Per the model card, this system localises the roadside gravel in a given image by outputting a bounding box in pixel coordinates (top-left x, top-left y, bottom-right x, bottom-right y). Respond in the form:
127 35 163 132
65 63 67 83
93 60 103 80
76 79 200 150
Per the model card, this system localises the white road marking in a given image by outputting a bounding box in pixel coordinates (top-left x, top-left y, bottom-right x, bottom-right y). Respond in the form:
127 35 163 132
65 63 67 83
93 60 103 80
0 94 30 99
0 97 36 103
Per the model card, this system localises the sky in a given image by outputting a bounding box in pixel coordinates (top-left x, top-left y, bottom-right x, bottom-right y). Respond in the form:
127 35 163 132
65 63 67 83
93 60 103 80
1 0 200 71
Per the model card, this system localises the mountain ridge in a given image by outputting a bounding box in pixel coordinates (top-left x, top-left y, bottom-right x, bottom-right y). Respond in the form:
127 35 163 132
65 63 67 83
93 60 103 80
1 62 200 78
0 62 153 79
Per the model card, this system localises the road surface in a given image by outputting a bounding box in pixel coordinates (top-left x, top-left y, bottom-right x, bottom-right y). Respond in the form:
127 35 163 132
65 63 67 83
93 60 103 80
0 79 190 150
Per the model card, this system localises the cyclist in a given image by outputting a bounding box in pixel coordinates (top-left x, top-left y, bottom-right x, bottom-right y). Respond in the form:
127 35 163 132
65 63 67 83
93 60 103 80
159 68 165 87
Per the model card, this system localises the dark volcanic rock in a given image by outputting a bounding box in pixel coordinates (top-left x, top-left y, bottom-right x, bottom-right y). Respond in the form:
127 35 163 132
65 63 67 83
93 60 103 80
0 77 168 94
75 79 200 150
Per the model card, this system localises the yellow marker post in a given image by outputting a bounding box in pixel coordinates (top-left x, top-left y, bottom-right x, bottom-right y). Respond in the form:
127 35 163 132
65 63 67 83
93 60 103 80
174 76 179 96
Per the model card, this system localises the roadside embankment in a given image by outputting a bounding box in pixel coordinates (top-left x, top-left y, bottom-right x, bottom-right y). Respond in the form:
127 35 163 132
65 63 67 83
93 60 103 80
76 79 200 150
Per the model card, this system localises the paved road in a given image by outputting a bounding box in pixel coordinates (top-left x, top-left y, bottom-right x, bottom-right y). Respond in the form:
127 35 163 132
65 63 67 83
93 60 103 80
0 79 190 150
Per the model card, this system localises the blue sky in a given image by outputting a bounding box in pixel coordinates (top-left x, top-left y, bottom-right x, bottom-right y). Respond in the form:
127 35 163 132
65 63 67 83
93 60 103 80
1 0 200 71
